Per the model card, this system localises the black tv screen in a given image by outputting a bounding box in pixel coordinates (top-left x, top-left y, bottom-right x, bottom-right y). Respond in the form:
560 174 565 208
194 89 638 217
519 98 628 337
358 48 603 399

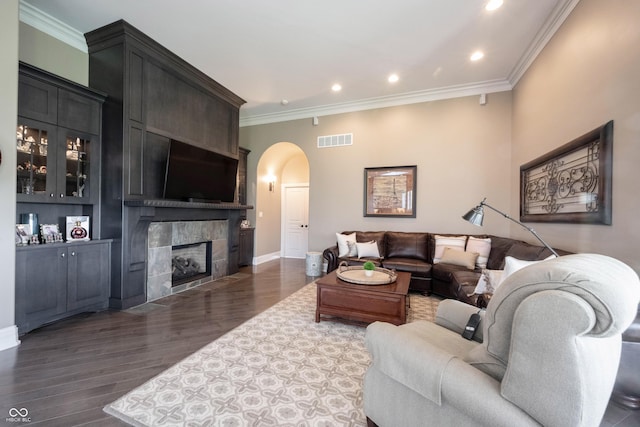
163 140 238 203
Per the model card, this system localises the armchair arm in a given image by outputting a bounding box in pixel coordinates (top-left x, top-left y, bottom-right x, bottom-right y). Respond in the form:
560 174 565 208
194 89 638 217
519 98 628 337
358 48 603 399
365 322 539 426
436 299 485 343
366 321 456 405
323 245 339 273
501 290 615 427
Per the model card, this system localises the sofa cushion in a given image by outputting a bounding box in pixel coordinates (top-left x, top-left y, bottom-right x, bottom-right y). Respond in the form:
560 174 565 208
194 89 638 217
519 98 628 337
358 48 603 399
340 256 382 268
432 262 473 283
439 247 478 270
383 257 431 276
503 241 547 263
482 236 514 270
386 232 429 261
451 270 483 297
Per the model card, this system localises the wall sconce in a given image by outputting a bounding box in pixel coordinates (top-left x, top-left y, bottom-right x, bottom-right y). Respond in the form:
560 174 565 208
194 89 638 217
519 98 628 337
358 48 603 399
264 174 276 192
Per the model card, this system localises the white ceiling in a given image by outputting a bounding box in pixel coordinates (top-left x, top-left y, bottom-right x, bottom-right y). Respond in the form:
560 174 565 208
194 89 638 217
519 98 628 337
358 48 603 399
20 0 578 126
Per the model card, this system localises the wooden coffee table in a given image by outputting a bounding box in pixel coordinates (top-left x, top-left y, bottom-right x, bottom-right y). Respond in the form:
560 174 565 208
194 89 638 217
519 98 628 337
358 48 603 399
315 270 411 325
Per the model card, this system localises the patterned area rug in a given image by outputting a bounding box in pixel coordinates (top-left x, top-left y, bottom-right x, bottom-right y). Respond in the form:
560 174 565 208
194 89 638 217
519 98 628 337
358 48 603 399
104 282 440 426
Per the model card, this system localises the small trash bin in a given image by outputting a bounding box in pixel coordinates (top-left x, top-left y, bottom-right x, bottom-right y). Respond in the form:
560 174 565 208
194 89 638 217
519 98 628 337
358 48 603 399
305 251 323 276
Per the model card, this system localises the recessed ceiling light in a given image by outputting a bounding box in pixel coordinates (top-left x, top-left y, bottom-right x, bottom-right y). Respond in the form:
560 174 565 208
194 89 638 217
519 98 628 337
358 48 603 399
331 83 342 92
388 74 399 83
280 99 289 105
470 51 484 61
485 0 503 11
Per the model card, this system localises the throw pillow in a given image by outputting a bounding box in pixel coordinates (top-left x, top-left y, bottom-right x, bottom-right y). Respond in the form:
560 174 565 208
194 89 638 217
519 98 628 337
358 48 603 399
466 236 492 269
357 241 381 259
433 235 467 263
336 232 356 257
502 255 556 280
474 269 505 294
439 247 479 270
346 241 358 257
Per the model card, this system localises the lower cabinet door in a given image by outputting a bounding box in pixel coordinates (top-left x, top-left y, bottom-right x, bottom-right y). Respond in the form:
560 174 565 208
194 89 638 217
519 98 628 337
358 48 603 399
66 241 110 311
15 246 67 333
16 240 111 335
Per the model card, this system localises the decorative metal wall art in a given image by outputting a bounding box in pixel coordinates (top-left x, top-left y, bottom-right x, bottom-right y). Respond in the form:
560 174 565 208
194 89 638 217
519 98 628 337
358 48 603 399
520 120 613 224
364 165 417 217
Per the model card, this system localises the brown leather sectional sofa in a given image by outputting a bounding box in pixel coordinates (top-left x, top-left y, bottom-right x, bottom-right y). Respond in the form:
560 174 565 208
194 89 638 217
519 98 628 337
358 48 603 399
322 231 569 305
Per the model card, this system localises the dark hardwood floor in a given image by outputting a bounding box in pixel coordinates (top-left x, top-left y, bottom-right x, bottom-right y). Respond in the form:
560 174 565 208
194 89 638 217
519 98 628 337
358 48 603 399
0 258 311 426
1 257 637 426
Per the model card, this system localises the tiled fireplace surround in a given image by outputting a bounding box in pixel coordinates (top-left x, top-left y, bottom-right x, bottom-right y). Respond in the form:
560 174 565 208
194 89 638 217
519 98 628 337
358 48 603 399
146 220 229 301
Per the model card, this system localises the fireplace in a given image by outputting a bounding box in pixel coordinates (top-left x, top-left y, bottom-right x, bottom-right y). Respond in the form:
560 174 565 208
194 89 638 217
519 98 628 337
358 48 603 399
147 220 228 301
171 242 212 286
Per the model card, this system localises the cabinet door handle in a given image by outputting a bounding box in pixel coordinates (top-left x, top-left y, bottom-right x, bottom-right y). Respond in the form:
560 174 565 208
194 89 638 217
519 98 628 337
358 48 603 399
71 251 76 257
61 252 65 258
59 193 64 198
49 193 55 197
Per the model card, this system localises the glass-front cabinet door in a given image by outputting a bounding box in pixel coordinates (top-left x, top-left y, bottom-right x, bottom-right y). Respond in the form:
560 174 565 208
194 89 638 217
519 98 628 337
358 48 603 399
16 119 56 202
60 129 92 201
17 120 95 203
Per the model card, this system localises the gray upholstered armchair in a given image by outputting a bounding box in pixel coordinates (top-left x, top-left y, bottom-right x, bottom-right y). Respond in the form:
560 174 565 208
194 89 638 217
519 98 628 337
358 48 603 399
364 254 640 427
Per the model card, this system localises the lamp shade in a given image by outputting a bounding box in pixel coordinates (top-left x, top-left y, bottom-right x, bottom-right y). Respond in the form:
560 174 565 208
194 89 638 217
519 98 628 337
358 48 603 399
462 205 485 226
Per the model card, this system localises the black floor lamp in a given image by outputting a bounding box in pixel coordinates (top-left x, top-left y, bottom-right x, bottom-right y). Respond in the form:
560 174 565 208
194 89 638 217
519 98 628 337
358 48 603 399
462 198 559 257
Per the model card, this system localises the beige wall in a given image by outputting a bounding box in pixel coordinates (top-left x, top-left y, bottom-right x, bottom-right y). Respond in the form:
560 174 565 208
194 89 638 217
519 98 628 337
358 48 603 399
511 0 640 272
240 92 514 255
0 0 19 348
19 23 88 85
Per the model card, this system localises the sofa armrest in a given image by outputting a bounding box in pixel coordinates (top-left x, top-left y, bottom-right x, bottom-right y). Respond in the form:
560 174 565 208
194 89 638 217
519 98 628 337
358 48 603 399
323 246 339 273
435 299 485 343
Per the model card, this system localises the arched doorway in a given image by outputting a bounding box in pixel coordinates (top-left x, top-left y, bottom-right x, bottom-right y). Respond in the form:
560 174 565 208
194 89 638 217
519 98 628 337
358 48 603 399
254 142 310 263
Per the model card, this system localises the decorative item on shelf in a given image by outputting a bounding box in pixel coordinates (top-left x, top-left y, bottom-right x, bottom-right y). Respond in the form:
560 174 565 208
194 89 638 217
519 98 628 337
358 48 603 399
66 216 90 242
363 261 376 277
15 224 30 246
19 213 39 238
240 219 251 228
462 197 559 257
40 224 60 244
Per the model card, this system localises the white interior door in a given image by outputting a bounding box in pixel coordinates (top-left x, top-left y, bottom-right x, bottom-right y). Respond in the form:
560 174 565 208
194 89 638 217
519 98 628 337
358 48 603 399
283 185 309 258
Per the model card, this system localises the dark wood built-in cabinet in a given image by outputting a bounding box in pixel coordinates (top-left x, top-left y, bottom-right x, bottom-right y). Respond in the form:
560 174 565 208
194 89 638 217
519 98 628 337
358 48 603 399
85 20 249 309
238 227 255 267
15 62 111 335
15 240 111 335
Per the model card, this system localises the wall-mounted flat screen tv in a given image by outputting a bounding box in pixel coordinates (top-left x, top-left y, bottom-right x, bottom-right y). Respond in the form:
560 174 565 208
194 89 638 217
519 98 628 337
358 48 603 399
163 139 238 203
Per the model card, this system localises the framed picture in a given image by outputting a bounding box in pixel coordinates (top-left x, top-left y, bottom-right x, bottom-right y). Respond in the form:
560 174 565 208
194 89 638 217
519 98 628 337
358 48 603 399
520 120 613 224
364 165 417 217
15 224 30 246
40 224 60 244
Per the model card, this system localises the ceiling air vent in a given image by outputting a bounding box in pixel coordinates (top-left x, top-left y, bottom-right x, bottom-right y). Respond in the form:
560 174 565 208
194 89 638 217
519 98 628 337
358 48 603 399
317 133 353 148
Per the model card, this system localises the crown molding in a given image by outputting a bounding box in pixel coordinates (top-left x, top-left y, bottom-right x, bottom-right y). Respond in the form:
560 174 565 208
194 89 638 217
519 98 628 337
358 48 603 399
19 0 87 53
20 0 575 127
508 0 581 86
240 79 512 127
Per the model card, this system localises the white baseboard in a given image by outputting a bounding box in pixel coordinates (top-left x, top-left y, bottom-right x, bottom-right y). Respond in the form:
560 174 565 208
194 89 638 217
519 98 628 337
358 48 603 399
0 325 20 352
253 251 281 265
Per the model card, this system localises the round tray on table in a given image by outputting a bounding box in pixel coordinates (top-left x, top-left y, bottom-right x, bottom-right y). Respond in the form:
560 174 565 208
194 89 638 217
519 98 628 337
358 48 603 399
336 262 397 285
